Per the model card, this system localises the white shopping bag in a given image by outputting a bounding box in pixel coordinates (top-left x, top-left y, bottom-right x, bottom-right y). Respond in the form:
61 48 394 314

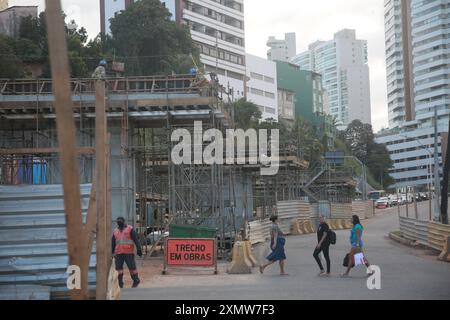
354 252 366 266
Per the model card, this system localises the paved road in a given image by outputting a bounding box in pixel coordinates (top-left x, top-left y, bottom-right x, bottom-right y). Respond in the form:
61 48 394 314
122 205 450 300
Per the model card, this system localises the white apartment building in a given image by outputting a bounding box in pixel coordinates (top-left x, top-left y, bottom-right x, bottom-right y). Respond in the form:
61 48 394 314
245 54 278 121
100 0 246 100
183 0 246 100
267 33 296 62
291 29 372 129
375 0 450 189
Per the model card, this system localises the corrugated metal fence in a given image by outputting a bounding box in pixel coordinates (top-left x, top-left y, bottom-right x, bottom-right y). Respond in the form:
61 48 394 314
399 216 450 252
0 184 96 299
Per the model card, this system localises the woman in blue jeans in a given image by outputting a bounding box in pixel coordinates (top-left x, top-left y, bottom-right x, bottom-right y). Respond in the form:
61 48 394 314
342 215 373 277
259 215 288 276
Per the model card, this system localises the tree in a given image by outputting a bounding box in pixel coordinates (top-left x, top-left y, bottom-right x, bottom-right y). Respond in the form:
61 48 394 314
233 98 262 130
109 0 199 76
343 120 374 163
0 35 22 78
343 120 394 189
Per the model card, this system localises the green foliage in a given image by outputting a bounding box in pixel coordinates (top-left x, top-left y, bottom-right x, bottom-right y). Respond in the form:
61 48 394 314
341 120 394 189
109 0 199 76
233 98 262 130
0 35 22 78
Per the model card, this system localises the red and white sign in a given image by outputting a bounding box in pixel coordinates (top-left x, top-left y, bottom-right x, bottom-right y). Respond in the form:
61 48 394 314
166 238 215 267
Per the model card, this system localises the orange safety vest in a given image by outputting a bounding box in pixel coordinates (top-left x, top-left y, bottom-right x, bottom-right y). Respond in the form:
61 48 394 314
113 225 135 254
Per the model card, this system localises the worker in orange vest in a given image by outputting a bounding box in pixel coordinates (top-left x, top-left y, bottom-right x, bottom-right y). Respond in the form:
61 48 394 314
112 217 142 288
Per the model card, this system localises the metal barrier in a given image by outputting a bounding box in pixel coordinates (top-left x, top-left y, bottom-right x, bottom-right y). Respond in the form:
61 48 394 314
0 75 207 96
398 217 450 253
399 216 428 245
428 222 450 252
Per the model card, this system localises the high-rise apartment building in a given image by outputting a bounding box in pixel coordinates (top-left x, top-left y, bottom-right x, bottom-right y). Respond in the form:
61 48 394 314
267 32 296 62
100 0 246 100
291 29 372 129
375 0 450 190
385 0 415 128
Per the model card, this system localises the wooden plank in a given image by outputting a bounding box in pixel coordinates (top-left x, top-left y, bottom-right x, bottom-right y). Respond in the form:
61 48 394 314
0 147 95 155
95 80 108 300
81 180 97 300
44 0 86 300
106 133 112 270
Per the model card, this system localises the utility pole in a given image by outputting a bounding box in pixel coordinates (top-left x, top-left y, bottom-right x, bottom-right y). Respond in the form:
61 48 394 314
433 108 441 222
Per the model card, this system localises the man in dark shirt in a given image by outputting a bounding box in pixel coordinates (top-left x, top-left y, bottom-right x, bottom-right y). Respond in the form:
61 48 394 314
313 215 331 276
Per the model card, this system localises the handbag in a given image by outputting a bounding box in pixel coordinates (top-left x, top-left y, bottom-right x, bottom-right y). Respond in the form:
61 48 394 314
343 253 354 268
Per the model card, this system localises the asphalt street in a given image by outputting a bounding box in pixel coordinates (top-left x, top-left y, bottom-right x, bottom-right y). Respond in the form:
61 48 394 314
122 203 450 300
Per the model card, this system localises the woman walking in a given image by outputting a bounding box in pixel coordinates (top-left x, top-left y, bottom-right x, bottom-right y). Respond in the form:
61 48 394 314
259 215 288 276
313 215 331 276
342 215 372 277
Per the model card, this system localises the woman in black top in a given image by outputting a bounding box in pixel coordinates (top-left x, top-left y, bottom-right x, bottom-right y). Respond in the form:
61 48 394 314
313 215 331 276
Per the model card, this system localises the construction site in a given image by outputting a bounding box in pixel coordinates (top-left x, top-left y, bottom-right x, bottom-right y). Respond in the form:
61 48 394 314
0 1 375 300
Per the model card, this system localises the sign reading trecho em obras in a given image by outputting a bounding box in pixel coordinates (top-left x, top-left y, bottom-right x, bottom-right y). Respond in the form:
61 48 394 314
163 238 218 274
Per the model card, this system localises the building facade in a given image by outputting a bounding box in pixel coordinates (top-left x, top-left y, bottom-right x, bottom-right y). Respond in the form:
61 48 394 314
101 0 246 101
183 0 246 100
291 29 372 129
267 32 296 62
385 0 415 128
277 88 295 124
245 54 278 121
0 5 37 38
276 61 324 124
375 0 450 190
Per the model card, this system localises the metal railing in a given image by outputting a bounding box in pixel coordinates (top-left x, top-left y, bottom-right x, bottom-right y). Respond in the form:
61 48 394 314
0 75 215 96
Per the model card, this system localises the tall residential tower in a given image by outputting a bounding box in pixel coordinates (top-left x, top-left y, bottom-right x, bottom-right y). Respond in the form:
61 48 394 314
291 29 372 129
375 0 450 190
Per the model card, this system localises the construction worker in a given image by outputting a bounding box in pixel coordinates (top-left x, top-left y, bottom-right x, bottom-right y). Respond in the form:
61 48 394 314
112 217 142 288
92 59 107 79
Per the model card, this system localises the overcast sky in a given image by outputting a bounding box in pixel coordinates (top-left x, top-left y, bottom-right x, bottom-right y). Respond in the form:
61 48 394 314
9 0 388 131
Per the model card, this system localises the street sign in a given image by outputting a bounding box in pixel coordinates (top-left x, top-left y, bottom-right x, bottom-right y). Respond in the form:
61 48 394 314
163 238 218 274
325 151 345 165
111 62 125 72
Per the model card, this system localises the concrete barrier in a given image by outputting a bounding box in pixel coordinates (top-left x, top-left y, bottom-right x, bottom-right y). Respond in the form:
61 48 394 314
227 241 252 274
242 240 258 267
291 219 304 235
438 236 450 262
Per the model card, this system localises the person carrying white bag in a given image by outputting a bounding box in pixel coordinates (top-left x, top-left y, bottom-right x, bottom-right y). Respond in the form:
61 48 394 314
342 215 374 277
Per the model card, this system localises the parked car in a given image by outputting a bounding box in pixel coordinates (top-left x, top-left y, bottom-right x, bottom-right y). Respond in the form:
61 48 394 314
419 193 429 201
388 195 399 206
376 197 390 209
145 230 169 245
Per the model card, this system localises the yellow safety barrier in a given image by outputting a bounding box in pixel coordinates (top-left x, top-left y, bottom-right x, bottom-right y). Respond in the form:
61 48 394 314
344 219 353 229
227 241 252 274
304 220 315 233
329 219 338 230
291 219 304 235
242 240 258 267
438 236 450 263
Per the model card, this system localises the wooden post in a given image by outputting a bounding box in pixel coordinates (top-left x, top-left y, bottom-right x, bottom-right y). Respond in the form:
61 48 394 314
106 133 112 270
95 80 108 300
81 182 97 299
44 0 86 300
